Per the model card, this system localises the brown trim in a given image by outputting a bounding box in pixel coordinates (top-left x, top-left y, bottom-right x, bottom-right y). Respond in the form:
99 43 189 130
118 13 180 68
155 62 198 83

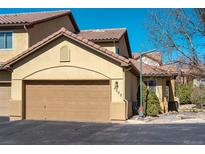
0 82 11 86
121 30 132 58
22 80 26 119
90 39 119 43
68 13 80 33
0 25 26 29
143 74 176 77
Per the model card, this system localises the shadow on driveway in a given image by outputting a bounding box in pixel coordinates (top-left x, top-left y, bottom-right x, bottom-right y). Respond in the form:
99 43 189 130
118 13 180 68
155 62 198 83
0 120 204 145
0 116 9 123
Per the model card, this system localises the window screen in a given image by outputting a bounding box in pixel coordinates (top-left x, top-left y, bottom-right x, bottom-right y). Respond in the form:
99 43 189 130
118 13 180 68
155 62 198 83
0 32 12 49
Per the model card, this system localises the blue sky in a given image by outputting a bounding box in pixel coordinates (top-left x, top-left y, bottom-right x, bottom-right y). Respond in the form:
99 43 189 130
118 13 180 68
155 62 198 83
0 8 153 53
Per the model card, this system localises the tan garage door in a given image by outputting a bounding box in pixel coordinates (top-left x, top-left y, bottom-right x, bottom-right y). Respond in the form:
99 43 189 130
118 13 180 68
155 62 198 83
0 83 11 116
25 80 110 122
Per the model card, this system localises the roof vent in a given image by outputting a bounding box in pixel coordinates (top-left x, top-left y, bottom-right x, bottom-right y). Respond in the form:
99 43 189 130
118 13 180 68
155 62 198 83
60 46 70 62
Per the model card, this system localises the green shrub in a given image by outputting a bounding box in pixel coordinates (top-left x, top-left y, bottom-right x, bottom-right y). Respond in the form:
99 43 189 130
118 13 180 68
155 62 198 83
176 82 192 104
140 82 161 116
146 91 161 116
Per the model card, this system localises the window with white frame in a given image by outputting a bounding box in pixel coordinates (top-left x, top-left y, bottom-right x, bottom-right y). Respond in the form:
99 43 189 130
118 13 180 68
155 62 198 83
144 80 156 92
0 32 13 49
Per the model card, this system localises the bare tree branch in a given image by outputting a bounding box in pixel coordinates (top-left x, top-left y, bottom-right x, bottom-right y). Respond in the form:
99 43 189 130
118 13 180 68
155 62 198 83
145 8 205 71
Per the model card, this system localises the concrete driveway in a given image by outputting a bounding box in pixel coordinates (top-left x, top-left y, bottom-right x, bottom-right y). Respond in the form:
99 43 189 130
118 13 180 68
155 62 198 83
0 119 205 145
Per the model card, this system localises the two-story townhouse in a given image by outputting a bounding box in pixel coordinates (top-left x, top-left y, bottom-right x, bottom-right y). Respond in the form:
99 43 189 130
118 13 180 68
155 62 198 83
0 10 139 122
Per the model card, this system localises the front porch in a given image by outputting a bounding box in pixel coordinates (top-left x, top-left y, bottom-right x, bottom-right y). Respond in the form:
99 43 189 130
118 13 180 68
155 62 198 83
138 77 177 114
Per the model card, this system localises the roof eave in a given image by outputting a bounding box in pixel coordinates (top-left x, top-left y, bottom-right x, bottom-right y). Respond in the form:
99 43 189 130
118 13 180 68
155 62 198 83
130 60 140 76
122 30 132 58
142 73 177 78
68 12 80 33
89 39 119 43
0 23 29 27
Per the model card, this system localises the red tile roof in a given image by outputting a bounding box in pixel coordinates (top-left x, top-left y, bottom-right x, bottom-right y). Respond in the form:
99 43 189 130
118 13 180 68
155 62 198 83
0 10 79 31
79 28 132 58
132 60 177 77
180 66 205 77
2 28 131 68
133 52 162 64
79 28 126 41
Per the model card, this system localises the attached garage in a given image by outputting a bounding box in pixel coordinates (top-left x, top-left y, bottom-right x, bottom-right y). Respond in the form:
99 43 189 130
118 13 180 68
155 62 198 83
2 28 139 122
0 83 11 116
24 80 110 122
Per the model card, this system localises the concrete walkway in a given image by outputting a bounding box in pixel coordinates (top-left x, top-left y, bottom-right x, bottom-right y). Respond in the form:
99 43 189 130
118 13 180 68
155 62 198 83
126 112 205 124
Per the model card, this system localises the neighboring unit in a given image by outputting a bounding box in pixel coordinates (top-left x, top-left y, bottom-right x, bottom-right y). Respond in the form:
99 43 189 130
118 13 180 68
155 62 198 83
133 52 178 113
177 65 205 87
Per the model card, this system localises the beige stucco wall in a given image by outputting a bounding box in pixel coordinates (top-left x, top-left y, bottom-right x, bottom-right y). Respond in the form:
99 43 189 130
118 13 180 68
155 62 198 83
156 78 167 112
155 78 163 102
28 15 76 46
125 70 138 118
10 36 132 121
0 29 28 62
95 42 116 53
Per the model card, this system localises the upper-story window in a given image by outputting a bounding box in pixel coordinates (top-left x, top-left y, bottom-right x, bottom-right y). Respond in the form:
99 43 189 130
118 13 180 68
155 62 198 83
116 47 120 54
0 32 13 49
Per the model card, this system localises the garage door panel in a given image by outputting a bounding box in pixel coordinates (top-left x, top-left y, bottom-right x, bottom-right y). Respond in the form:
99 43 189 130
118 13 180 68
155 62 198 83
25 80 110 121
